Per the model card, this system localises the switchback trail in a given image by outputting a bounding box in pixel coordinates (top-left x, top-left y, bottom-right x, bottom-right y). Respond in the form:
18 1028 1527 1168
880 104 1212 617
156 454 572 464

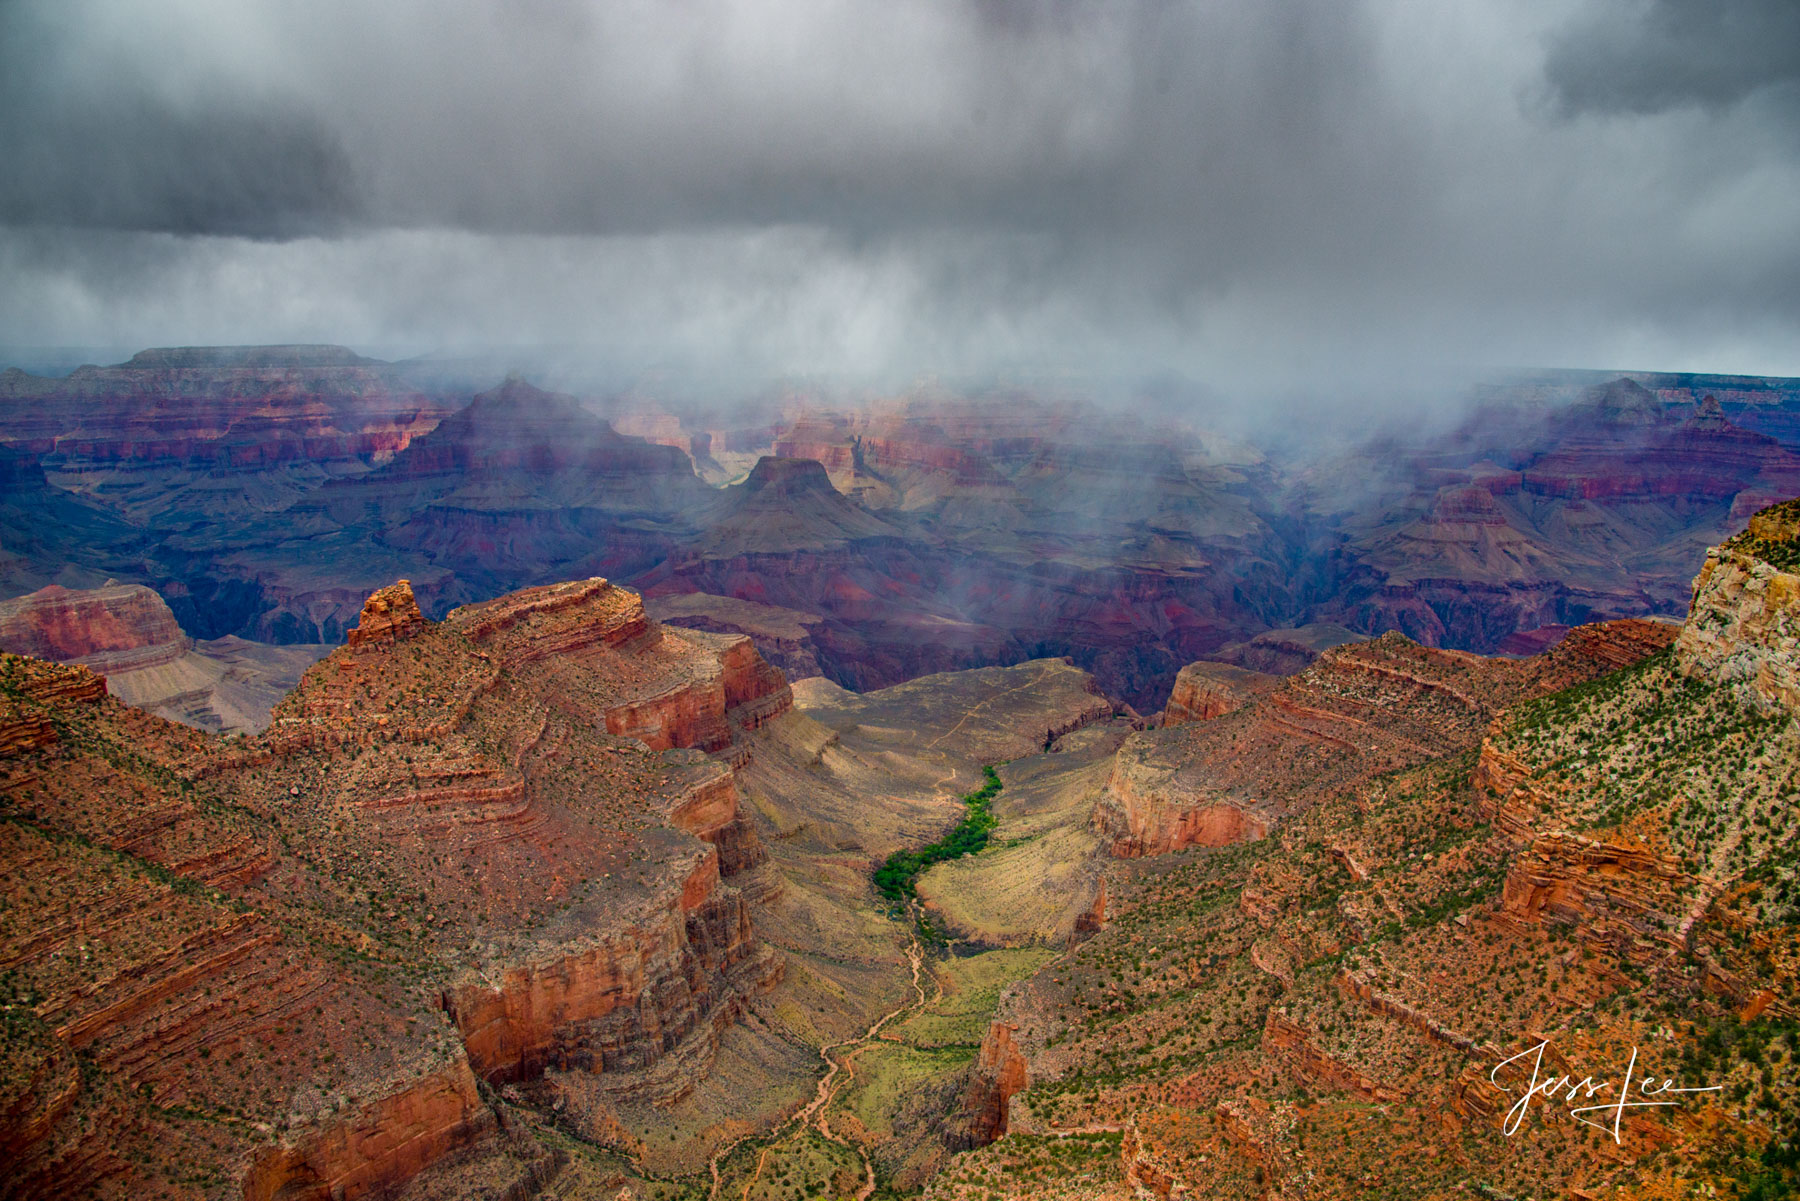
708 940 930 1201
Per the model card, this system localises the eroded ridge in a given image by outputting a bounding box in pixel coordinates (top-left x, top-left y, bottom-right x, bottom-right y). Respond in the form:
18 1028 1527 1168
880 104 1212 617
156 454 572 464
925 508 1798 1200
0 575 791 1200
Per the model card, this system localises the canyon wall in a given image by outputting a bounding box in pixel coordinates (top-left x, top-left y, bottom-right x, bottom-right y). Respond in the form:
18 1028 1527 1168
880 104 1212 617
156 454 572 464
0 572 797 1200
1675 498 1800 713
1160 660 1279 726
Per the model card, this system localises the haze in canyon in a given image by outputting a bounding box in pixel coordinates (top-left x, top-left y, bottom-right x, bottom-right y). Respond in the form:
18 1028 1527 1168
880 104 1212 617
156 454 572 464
3 3 1799 1200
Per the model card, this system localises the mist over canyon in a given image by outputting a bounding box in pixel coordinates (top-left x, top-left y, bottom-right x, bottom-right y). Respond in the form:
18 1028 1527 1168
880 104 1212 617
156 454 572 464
6 2 1800 1197
4 347 1800 714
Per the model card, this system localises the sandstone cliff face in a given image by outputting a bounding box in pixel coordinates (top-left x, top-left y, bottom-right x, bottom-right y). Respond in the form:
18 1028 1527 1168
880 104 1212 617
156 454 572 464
663 758 769 876
443 841 778 1096
242 1061 493 1201
951 1020 1029 1149
1674 499 1800 712
1494 830 1691 961
0 583 328 734
0 582 187 670
1091 625 1671 860
345 579 427 647
441 577 793 757
1093 738 1270 858
0 574 795 1201
1160 660 1279 726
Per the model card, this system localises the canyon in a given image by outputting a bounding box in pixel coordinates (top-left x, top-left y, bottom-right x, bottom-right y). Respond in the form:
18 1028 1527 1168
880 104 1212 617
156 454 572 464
0 575 796 1199
8 348 1800 711
923 499 1799 1200
2 346 1799 1198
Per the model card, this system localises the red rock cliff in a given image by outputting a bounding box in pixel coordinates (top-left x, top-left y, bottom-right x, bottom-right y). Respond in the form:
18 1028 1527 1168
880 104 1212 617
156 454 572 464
0 582 189 672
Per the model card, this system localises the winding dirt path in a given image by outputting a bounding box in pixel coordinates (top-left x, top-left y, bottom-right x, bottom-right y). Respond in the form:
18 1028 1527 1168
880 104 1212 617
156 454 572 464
924 662 1058 752
708 940 931 1201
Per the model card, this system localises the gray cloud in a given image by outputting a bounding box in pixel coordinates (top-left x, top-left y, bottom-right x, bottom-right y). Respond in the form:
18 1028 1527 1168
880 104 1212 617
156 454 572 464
1543 0 1800 117
0 6 360 237
1 0 1797 397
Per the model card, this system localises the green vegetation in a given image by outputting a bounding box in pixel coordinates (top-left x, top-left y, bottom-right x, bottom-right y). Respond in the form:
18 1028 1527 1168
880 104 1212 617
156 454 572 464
894 947 1054 1048
1725 498 1800 572
873 766 1002 906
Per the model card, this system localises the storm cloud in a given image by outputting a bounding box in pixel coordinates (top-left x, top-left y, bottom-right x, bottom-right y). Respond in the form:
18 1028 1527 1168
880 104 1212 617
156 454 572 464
1 0 1797 394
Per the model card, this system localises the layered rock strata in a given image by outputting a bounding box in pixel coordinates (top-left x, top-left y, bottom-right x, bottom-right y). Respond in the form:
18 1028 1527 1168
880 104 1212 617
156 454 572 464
1092 618 1676 858
0 574 792 1200
1675 497 1800 712
0 582 327 734
1159 661 1279 726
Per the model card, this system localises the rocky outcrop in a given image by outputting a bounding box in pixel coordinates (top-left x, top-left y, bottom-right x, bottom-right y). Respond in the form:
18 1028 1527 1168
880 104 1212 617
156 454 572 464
449 576 650 659
242 1061 494 1201
1093 739 1270 858
0 655 110 710
604 638 790 753
1495 832 1692 963
442 842 779 1099
1261 1010 1402 1103
662 755 768 876
1092 620 1677 860
0 583 329 734
951 1020 1029 1149
0 570 801 1201
1070 878 1108 943
1675 497 1800 712
0 582 187 670
346 579 426 648
1334 967 1482 1056
1160 660 1278 726
647 592 828 682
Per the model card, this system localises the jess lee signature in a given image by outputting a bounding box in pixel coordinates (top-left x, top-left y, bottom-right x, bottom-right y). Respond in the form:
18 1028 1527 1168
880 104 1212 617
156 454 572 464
1489 1041 1721 1143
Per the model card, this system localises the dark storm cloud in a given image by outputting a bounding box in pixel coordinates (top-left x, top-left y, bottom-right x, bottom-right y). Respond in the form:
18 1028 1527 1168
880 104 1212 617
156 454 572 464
0 0 1797 390
0 6 360 237
0 0 1439 244
1543 0 1800 117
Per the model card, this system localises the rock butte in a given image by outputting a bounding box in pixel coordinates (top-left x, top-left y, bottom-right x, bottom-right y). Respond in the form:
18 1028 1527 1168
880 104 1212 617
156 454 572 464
0 574 791 1199
0 581 328 734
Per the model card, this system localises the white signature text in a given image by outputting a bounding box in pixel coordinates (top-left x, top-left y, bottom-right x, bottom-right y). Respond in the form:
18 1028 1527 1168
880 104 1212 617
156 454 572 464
1488 1040 1721 1144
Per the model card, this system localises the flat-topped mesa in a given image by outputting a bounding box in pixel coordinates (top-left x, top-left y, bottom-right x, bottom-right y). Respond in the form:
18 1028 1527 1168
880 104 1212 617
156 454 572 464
444 577 650 661
442 580 791 753
742 454 837 496
1676 495 1800 712
346 579 426 648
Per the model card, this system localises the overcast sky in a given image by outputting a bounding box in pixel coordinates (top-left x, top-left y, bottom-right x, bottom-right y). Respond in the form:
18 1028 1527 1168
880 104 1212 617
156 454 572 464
1 0 1797 397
